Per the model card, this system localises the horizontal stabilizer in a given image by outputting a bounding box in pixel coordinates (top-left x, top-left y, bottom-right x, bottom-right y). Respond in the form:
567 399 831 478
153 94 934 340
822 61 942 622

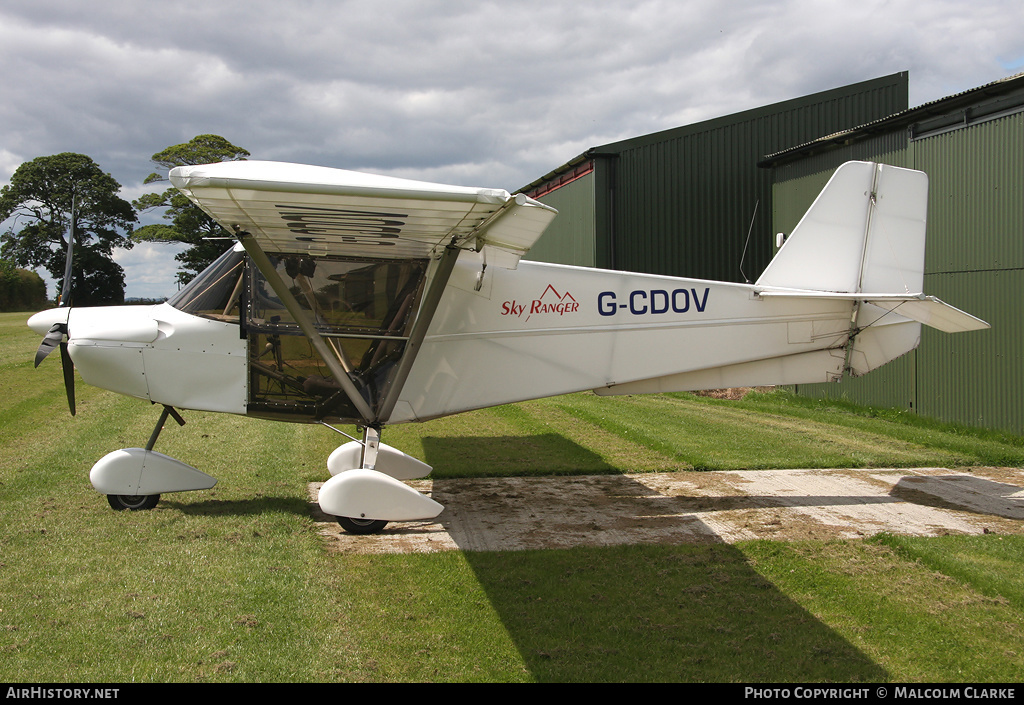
756 291 990 333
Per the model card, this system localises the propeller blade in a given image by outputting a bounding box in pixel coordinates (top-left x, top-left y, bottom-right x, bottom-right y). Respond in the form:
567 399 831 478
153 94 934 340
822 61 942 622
59 196 75 307
32 321 75 415
59 341 76 416
36 202 76 414
34 322 66 368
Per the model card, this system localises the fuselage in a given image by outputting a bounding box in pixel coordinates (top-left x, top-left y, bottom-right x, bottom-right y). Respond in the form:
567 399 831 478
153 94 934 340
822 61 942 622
29 248 888 427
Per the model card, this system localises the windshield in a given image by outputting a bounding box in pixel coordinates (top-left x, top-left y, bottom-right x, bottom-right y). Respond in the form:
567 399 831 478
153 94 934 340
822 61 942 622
167 243 245 320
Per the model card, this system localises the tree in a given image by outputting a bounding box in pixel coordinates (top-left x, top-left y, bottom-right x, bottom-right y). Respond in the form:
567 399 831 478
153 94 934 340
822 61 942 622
132 134 249 285
0 260 46 312
0 153 136 306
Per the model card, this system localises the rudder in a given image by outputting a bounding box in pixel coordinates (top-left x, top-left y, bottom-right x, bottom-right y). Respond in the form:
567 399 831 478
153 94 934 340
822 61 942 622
756 161 928 296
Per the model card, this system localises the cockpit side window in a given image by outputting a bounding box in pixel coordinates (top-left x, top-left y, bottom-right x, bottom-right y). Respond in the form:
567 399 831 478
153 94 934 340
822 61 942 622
246 254 426 337
244 253 429 424
167 244 245 321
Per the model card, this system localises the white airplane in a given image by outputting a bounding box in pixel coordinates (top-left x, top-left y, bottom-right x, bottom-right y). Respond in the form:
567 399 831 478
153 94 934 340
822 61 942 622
28 160 989 533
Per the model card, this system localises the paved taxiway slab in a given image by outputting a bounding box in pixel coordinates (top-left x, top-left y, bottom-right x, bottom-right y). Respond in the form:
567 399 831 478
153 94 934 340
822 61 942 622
311 466 1024 554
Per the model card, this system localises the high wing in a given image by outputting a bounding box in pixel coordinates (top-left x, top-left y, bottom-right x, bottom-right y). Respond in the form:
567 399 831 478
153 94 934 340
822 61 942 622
169 160 557 269
169 160 559 427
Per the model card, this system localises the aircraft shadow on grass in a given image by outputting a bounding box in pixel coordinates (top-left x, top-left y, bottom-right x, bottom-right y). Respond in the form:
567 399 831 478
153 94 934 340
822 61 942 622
459 541 889 682
418 436 884 681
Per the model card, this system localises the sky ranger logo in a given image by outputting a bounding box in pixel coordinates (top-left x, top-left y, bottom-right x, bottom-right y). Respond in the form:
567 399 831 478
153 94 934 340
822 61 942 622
501 285 579 323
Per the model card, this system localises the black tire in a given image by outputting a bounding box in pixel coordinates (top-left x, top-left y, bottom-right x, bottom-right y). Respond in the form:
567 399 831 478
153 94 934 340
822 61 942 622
107 494 160 511
337 516 388 534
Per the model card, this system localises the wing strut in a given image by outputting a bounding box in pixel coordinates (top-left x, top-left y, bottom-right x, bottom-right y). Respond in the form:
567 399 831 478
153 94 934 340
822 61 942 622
238 232 376 422
375 243 461 424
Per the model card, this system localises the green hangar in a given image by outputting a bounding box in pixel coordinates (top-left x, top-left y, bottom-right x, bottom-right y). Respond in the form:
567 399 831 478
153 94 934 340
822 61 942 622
520 72 1024 433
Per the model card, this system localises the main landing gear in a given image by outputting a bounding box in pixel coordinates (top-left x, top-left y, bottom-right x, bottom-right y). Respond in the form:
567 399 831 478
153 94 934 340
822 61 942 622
88 411 443 535
319 425 442 535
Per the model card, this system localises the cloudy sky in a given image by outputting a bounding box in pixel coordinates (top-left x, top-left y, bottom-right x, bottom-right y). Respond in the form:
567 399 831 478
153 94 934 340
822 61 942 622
2 0 1022 299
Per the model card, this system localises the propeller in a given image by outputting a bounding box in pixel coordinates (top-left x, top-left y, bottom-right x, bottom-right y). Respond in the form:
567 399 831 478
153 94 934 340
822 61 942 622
34 321 75 415
33 196 77 415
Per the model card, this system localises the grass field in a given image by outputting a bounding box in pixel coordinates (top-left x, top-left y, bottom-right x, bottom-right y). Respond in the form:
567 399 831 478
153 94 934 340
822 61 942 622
1 310 1023 682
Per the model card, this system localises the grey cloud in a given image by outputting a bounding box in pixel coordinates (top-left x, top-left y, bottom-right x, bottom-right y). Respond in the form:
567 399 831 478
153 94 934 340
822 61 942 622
1 0 1021 297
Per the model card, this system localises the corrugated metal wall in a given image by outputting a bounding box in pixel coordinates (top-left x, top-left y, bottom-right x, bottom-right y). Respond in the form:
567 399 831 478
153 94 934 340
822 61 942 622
598 74 909 282
916 270 1020 429
915 112 1024 430
526 74 909 283
915 114 1024 273
527 171 598 266
780 110 1024 432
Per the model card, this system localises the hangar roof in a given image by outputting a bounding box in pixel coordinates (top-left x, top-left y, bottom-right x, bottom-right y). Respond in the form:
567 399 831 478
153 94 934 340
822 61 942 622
759 72 1024 167
518 73 909 196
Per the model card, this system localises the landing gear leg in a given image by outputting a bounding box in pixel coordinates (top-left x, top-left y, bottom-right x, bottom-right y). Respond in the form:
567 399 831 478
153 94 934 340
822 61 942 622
94 405 200 512
336 425 388 534
318 424 441 535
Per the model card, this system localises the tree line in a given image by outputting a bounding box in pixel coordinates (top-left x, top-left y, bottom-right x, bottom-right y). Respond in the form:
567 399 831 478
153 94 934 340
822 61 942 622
0 135 249 309
0 260 46 311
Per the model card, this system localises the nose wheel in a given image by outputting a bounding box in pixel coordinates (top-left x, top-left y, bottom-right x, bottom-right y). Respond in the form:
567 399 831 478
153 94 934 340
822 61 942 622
336 516 389 534
107 494 160 511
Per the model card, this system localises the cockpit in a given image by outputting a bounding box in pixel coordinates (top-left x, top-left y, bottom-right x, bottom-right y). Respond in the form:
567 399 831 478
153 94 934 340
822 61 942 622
168 243 428 424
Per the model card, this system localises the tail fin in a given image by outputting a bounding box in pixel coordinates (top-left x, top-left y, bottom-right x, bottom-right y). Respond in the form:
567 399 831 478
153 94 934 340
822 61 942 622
757 161 927 294
756 161 987 376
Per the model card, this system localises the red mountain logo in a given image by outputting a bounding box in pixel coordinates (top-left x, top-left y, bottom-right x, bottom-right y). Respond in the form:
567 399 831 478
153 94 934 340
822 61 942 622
501 284 579 322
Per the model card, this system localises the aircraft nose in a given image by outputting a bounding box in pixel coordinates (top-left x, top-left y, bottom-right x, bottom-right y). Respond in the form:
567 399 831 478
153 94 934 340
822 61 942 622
69 307 159 344
28 308 70 336
57 306 159 404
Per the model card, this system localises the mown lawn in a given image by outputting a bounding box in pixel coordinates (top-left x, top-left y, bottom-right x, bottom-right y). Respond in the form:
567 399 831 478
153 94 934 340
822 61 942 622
2 310 1023 682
